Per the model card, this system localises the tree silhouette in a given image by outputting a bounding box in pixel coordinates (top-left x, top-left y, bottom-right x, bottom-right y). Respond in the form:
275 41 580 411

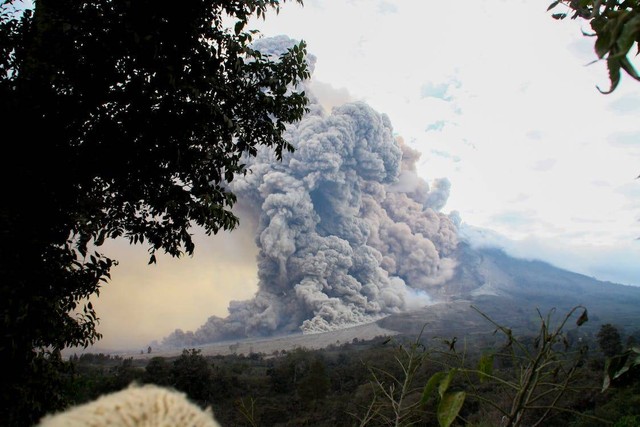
0 1 308 425
297 356 330 403
171 349 214 406
597 323 623 358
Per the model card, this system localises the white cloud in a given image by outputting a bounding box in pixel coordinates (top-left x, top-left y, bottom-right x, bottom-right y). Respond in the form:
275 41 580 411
251 0 640 282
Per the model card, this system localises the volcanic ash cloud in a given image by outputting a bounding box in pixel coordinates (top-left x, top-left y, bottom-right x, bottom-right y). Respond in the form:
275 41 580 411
163 39 458 346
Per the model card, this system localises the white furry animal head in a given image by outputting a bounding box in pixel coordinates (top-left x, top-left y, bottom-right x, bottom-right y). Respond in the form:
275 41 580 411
37 383 222 427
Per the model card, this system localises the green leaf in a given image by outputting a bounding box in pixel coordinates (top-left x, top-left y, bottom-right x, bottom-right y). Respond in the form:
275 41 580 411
598 57 622 93
477 353 494 383
95 229 107 246
437 391 466 427
615 14 640 57
421 372 446 406
234 21 244 35
576 308 589 326
595 31 613 58
603 352 629 391
547 1 561 11
620 56 640 81
439 368 457 398
595 12 629 59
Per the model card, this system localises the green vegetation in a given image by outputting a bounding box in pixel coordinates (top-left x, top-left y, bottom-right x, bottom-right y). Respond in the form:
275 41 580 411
0 1 309 424
548 0 640 93
599 324 624 358
51 308 640 426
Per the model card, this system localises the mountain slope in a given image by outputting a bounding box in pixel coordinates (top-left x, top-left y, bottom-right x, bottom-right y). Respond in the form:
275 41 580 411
378 244 640 339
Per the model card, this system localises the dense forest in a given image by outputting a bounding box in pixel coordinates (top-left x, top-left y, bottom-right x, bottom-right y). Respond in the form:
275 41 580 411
51 315 640 426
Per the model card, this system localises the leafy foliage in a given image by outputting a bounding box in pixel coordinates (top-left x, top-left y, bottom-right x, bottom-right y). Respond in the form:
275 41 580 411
171 349 214 405
357 306 613 427
598 323 624 358
358 337 430 426
0 0 309 424
437 391 466 427
548 0 640 93
459 306 597 427
55 325 640 427
603 345 640 391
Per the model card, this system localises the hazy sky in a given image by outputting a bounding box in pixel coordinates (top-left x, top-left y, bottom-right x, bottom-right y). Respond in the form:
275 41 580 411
87 0 640 350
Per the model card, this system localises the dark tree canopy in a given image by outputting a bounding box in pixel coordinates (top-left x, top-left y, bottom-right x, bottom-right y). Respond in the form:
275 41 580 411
549 0 640 93
597 323 624 357
0 0 309 424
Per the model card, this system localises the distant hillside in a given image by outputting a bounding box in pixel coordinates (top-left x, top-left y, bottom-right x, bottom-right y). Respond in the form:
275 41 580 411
378 244 640 340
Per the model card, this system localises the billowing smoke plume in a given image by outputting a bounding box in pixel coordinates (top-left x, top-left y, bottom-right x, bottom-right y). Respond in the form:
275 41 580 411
164 37 459 346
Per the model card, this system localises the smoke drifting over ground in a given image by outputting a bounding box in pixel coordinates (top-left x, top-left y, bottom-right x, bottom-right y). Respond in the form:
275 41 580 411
164 37 459 346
